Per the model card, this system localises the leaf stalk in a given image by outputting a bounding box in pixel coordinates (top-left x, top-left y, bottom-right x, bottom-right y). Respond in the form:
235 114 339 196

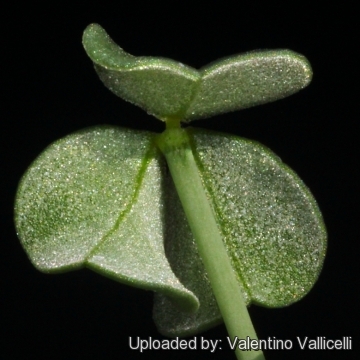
156 127 265 360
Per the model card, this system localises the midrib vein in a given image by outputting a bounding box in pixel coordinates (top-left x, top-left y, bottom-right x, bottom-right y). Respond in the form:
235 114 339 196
84 144 156 261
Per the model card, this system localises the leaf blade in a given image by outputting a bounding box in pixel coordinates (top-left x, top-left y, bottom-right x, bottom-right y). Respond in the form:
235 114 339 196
83 24 200 121
15 125 198 310
15 126 151 271
154 128 326 336
184 50 312 121
190 128 326 307
86 149 199 311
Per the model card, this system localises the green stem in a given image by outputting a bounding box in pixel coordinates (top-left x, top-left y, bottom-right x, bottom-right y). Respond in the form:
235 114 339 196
156 128 265 360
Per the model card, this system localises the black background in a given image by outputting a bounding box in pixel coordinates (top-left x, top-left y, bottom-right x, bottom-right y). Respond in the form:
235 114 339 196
2 1 358 359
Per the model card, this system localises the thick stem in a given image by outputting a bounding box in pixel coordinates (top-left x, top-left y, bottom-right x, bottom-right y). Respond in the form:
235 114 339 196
156 128 265 360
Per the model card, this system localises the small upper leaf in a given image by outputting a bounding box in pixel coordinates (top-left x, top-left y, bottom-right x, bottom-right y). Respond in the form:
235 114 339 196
184 50 312 120
83 24 312 123
83 24 200 122
15 126 199 311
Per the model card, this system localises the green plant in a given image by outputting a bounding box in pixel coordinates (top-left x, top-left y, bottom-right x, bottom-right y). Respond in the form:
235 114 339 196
14 24 326 360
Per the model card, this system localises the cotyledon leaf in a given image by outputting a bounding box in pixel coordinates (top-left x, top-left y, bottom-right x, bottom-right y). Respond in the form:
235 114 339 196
14 125 199 311
82 24 200 121
184 50 312 121
153 128 326 337
83 24 312 123
15 124 326 335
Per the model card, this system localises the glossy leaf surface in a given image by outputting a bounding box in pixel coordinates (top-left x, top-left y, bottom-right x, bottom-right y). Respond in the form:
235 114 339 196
83 24 199 121
83 24 312 123
15 126 326 335
15 126 199 311
153 128 326 336
185 51 312 120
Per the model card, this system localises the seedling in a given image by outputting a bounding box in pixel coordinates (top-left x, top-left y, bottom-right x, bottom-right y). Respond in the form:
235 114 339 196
15 24 326 360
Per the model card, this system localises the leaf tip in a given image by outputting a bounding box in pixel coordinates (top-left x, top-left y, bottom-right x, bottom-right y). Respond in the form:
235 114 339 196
283 50 313 89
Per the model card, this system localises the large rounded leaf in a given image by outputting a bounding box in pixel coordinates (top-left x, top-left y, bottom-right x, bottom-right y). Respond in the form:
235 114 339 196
83 24 312 123
15 126 198 311
153 128 326 336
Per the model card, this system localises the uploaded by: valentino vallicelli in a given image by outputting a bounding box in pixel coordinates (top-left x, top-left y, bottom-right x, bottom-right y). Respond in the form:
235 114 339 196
128 336 352 352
